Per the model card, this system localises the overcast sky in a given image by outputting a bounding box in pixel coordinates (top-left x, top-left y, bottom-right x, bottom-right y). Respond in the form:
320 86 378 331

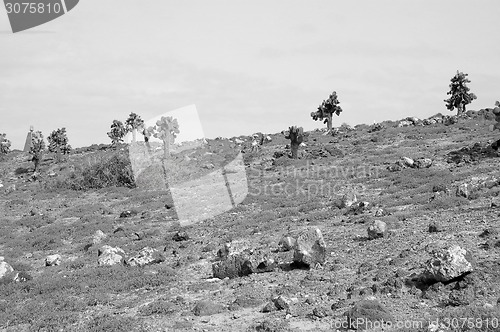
1 1 499 149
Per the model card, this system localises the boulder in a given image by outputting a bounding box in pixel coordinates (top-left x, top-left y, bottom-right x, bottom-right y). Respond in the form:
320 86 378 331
424 245 474 282
97 245 126 266
293 227 326 268
127 247 165 267
45 254 61 266
367 220 387 240
345 299 394 330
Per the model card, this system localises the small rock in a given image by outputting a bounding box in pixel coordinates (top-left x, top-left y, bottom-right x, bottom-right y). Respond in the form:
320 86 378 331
428 222 442 233
278 236 295 252
92 230 107 245
272 296 291 311
172 231 189 242
345 299 394 330
261 302 277 313
0 258 14 280
126 247 165 267
312 306 329 318
293 227 326 268
456 184 469 198
119 210 138 218
374 208 386 217
414 158 433 169
402 157 414 167
192 300 225 316
341 192 357 208
367 220 387 240
97 245 126 266
45 254 61 267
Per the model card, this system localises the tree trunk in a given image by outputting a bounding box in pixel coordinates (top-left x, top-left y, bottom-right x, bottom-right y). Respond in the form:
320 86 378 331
291 142 299 159
326 115 333 132
132 129 137 143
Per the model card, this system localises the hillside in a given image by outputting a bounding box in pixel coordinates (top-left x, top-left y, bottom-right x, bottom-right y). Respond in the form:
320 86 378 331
1 112 500 332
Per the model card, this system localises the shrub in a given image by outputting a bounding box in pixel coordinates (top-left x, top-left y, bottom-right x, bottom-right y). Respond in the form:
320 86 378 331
139 298 177 316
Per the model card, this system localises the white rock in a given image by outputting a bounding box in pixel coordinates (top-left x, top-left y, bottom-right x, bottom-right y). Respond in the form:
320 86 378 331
97 245 126 266
367 220 387 240
45 254 62 266
425 245 473 282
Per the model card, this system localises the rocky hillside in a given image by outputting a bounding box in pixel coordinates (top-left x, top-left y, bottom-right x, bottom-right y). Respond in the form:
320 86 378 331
1 111 500 332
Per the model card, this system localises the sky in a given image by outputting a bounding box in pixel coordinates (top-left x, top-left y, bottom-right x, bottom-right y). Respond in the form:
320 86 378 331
1 0 500 149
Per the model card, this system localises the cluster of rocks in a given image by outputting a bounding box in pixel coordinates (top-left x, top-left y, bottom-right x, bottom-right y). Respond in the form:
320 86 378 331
447 141 500 164
454 176 499 199
397 114 464 128
96 245 165 267
387 156 432 171
368 123 384 133
212 227 326 279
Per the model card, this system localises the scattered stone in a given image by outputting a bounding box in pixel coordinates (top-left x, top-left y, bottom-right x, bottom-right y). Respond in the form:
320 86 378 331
192 300 225 316
448 287 475 306
272 296 291 311
401 157 414 167
374 208 387 217
278 236 295 252
345 299 394 330
428 222 443 233
126 247 165 267
261 302 277 313
172 231 189 242
432 184 448 193
414 158 433 169
456 184 469 198
45 254 61 266
132 231 145 241
387 164 402 172
97 245 126 266
312 306 329 318
490 197 500 208
293 227 326 268
341 192 357 208
92 230 107 245
424 245 474 282
119 210 138 218
202 163 215 169
367 220 387 240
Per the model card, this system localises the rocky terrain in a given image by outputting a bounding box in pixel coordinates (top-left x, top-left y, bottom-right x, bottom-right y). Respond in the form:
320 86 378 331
1 110 500 332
